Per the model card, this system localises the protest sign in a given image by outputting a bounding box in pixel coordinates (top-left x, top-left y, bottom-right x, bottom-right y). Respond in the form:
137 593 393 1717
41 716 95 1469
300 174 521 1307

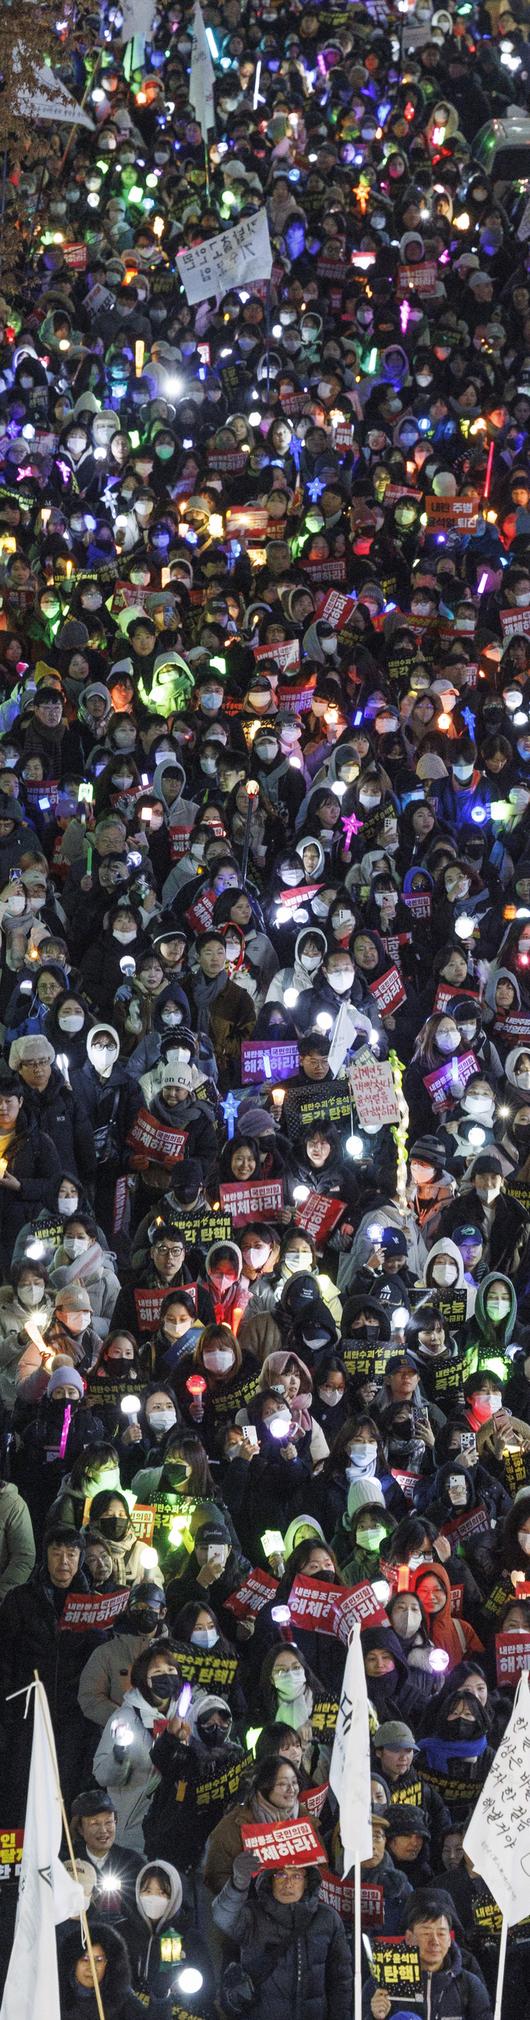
442 1504 490 1546
129 1506 156 1545
58 1590 130 1631
177 211 272 304
241 1817 326 1867
423 1049 479 1108
225 1568 278 1619
126 1109 187 1168
368 967 407 1017
197 1750 254 1809
320 1870 384 1929
287 1573 386 1641
294 1193 346 1244
133 1284 197 1331
174 1648 238 1690
495 1634 530 1686
219 1178 284 1225
397 261 438 295
240 1039 299 1083
370 1938 422 2006
0 1833 23 1882
349 1047 400 1127
425 495 478 534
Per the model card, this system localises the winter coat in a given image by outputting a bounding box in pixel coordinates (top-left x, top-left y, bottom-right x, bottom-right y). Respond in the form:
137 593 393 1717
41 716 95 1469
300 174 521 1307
212 1870 353 2020
0 1484 35 1598
0 1286 54 1407
203 1799 263 1896
19 1068 95 1183
363 1938 492 2019
127 1858 214 2012
144 1728 244 1869
50 1242 121 1328
70 1062 141 1170
93 1686 163 1851
78 1629 166 1730
58 1920 146 2020
189 976 256 1087
0 1568 108 1806
0 1113 62 1268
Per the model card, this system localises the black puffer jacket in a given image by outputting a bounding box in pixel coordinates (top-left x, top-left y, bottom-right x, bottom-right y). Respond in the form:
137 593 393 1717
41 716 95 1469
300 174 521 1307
20 1067 95 1182
212 1869 353 2020
0 1112 61 1268
58 1920 146 2020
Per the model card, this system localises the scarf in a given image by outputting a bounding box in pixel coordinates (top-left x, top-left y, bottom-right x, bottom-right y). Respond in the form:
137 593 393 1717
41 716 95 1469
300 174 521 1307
193 969 227 1034
251 1791 299 1824
420 1733 487 1771
55 1240 103 1285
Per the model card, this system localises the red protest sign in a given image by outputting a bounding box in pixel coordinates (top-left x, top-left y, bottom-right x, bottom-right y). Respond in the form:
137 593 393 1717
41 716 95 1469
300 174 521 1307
63 242 88 270
276 684 315 713
442 1505 490 1546
495 1632 530 1685
0 1830 23 1881
500 608 530 639
450 1585 464 1618
315 589 357 632
300 558 347 584
240 1039 299 1083
219 1178 284 1227
368 967 407 1017
241 1817 326 1868
303 1784 329 1819
185 886 216 933
493 1013 530 1042
58 1590 130 1632
225 1568 278 1620
254 640 301 675
133 1283 197 1331
127 1108 187 1169
320 1870 384 1929
398 261 438 296
425 495 478 534
168 823 193 861
433 984 479 1015
294 1193 346 1245
129 1505 156 1545
226 506 269 539
287 1574 386 1642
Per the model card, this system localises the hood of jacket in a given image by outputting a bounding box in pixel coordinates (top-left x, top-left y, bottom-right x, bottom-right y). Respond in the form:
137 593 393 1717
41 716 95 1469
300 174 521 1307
473 1269 517 1345
423 1237 466 1291
59 1922 132 2017
504 1042 530 1091
135 1858 183 1925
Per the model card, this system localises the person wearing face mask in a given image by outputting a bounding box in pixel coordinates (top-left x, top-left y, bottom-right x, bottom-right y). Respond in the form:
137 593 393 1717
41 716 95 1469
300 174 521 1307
177 1325 260 1455
0 1262 54 1409
422 1236 474 1323
71 1027 141 1237
49 1212 120 1329
14 1366 107 1536
7 1033 96 1186
129 1859 213 2010
295 947 383 1052
78 1578 168 1736
264 926 328 1015
332 1481 396 1584
434 737 491 833
439 1151 529 1277
92 1645 184 1851
311 1355 352 1439
405 1015 470 1136
78 902 145 1019
88 1490 148 1587
144 1687 242 1872
417 1689 494 1814
168 1597 248 1726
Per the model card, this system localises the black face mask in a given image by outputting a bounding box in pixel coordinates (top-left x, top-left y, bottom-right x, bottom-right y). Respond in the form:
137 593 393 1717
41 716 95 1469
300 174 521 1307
128 1607 160 1633
104 1359 137 1378
99 1515 128 1541
150 1672 177 1703
449 1716 479 1740
162 1461 189 1486
197 1720 231 1749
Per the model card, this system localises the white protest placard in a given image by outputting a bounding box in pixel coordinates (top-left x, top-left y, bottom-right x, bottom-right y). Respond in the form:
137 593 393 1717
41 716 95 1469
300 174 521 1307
13 54 94 127
176 210 272 305
328 1003 362 1078
190 2 215 140
464 1669 530 1924
118 0 156 40
348 1046 399 1128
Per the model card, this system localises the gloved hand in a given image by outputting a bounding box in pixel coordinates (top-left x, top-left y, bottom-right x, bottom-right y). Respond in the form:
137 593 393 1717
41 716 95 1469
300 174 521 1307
232 1851 261 1891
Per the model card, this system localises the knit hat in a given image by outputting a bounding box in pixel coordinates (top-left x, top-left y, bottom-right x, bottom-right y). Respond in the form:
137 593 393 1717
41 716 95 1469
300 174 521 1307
9 1035 55 1069
54 1284 91 1312
47 1365 84 1398
346 1479 385 1517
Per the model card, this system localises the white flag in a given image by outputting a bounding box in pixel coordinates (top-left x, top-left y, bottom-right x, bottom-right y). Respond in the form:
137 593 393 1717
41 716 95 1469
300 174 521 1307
329 1623 373 1876
464 1670 530 1925
118 0 156 46
177 209 272 305
189 2 215 143
12 53 94 127
0 1683 84 2020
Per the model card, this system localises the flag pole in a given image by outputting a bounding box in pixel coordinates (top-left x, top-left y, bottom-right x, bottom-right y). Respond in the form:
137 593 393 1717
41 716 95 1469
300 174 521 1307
354 1858 362 2020
33 1674 107 2020
494 1915 508 2020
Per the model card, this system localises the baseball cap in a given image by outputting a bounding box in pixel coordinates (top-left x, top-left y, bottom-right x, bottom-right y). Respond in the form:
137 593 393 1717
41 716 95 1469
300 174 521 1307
373 1722 418 1751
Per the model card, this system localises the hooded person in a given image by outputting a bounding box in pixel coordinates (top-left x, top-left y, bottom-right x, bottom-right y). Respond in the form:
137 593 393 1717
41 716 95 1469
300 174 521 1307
463 1271 520 1383
410 1563 484 1672
420 1237 475 1321
48 1211 120 1330
143 1690 243 1870
128 1859 213 2009
257 1348 329 1468
92 1644 183 1851
417 1690 495 1817
361 1626 437 1726
0 1524 108 1811
57 1920 145 2020
212 1860 353 2020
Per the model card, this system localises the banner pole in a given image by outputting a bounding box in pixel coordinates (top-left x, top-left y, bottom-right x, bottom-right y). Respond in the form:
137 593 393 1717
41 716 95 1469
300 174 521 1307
33 1673 107 2020
494 1914 508 2020
354 1859 362 2020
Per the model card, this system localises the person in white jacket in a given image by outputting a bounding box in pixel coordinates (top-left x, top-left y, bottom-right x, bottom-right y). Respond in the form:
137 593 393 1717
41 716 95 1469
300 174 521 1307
92 1643 182 1851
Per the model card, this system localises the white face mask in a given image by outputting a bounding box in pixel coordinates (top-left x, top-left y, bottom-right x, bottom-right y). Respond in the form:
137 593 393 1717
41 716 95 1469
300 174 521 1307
190 1627 218 1649
274 1667 305 1697
464 1096 493 1118
285 1252 311 1273
58 1014 84 1035
5 894 25 915
518 1531 530 1554
59 1195 78 1216
141 1896 168 1921
91 1047 117 1072
319 1387 343 1406
300 953 321 973
225 939 241 962
359 789 380 808
63 1237 88 1258
327 969 354 994
312 898 329 918
114 928 136 945
161 1010 182 1028
486 1298 511 1321
148 1408 177 1433
247 1246 270 1268
203 1349 234 1373
347 1443 378 1471
18 1284 44 1308
281 868 300 888
517 1072 530 1090
437 1030 459 1054
431 1261 457 1286
88 1467 121 1494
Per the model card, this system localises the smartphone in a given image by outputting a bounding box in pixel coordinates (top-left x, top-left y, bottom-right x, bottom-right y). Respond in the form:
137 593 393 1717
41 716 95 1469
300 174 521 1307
242 1425 258 1448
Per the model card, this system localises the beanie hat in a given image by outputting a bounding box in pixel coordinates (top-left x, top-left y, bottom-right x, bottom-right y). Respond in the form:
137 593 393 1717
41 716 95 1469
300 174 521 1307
47 1365 84 1398
347 1479 385 1517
